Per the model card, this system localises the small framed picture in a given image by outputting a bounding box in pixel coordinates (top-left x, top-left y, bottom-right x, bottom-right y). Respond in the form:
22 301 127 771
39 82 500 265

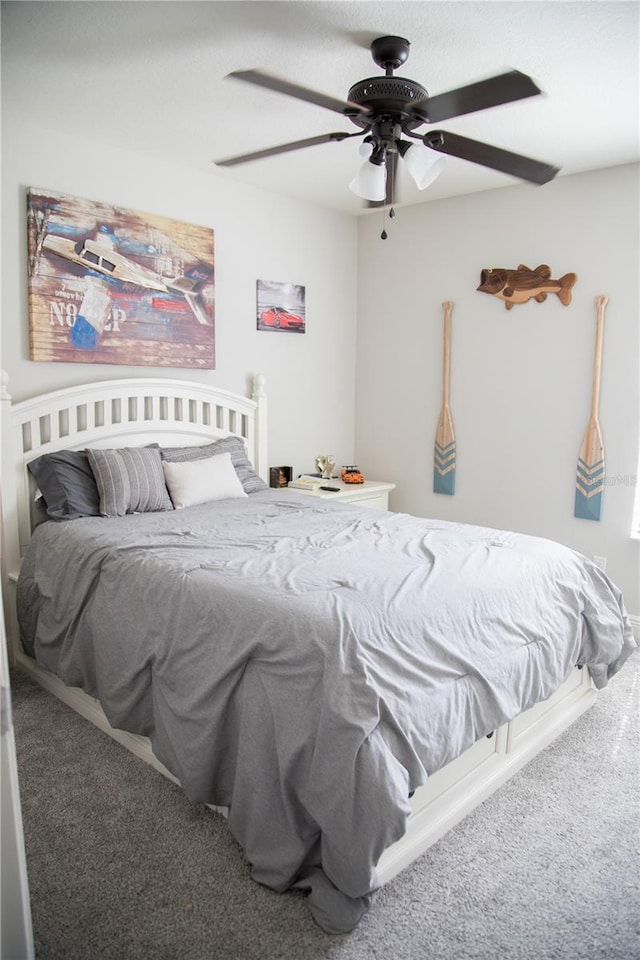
269 466 293 488
257 280 305 334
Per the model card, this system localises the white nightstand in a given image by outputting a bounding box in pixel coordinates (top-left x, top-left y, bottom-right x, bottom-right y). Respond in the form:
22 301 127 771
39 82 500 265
292 479 395 511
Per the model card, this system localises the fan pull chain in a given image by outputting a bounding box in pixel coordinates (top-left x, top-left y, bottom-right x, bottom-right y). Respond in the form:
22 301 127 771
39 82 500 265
380 204 396 240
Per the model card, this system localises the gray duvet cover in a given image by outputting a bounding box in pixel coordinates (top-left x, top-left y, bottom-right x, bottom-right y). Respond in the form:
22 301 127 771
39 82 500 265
17 491 636 932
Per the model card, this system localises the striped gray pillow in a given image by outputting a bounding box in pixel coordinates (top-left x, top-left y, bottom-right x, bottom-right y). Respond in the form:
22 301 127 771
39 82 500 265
160 436 267 494
87 447 173 517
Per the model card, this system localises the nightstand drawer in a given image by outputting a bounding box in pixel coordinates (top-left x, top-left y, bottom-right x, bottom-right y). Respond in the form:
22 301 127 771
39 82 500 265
337 490 390 510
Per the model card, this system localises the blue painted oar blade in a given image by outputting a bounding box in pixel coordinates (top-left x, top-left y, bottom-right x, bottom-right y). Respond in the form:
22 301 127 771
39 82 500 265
574 488 603 521
433 440 456 495
574 457 605 520
433 467 455 495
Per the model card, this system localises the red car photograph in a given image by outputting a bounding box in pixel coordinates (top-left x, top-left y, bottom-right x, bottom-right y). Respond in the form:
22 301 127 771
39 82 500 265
257 279 306 334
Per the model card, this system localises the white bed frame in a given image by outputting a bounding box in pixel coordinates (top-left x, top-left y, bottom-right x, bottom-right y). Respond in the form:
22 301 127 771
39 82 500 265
0 373 597 886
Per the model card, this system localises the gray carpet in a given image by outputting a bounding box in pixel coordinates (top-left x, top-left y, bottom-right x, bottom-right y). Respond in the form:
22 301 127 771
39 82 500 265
10 651 639 960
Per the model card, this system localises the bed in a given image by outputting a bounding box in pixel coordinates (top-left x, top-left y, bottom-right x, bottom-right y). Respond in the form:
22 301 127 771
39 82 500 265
1 373 635 934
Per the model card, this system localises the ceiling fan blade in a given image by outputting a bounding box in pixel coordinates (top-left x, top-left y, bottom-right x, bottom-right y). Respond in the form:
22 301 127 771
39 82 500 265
228 69 369 119
215 132 358 167
415 70 542 124
424 130 560 185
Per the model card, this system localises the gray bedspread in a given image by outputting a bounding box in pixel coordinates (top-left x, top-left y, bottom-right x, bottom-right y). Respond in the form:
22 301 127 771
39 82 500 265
17 491 636 932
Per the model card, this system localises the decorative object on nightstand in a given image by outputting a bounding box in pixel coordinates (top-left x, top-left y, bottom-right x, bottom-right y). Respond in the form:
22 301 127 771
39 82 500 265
269 466 293 488
341 465 365 484
315 455 336 480
288 475 324 492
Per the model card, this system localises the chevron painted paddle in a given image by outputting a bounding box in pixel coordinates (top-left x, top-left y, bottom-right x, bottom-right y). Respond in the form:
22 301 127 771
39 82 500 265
574 295 608 520
433 301 456 495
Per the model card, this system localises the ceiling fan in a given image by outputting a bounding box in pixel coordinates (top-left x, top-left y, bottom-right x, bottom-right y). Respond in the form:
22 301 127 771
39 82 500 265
214 35 560 209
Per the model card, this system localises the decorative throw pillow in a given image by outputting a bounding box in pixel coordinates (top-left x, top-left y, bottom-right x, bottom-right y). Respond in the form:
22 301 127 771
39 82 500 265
27 450 101 521
162 452 248 509
87 446 173 517
160 436 267 494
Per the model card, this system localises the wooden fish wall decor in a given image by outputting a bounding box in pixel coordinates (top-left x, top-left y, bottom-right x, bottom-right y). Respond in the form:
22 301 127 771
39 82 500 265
477 264 577 309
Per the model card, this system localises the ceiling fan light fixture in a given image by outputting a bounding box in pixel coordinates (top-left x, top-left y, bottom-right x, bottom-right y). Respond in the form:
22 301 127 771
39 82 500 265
402 144 446 190
349 158 387 202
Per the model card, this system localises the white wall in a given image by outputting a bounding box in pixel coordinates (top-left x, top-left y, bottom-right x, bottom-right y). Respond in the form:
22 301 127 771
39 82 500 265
355 164 640 613
2 112 638 614
1 116 358 478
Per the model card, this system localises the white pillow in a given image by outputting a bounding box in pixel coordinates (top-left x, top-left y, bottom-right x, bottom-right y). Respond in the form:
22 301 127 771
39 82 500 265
162 452 248 509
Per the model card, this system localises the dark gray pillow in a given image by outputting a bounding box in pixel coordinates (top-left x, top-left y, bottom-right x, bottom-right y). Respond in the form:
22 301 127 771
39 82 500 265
27 450 101 521
87 446 173 517
160 436 267 494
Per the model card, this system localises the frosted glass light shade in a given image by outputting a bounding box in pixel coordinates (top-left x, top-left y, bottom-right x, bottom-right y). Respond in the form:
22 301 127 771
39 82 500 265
349 160 387 201
403 145 446 190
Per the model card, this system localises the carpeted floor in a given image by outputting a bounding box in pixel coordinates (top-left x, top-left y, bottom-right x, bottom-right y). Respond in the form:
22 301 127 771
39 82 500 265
10 650 639 960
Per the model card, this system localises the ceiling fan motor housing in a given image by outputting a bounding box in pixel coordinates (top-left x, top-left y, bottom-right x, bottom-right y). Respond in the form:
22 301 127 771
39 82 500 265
347 76 429 129
347 35 429 132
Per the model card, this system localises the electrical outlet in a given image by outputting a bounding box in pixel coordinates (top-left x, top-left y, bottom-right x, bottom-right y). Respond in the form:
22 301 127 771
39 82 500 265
593 555 608 573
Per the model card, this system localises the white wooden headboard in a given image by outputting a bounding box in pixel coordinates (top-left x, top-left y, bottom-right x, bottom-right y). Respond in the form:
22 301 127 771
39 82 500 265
0 372 267 586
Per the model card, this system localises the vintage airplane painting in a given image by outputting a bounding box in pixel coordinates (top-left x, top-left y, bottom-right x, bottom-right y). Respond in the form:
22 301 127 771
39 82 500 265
27 188 215 368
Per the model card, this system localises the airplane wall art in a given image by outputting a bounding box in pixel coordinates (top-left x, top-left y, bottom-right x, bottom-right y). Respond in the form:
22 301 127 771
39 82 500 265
27 187 215 368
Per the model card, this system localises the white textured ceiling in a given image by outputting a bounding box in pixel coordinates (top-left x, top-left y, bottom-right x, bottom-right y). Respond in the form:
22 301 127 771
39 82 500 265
2 1 639 215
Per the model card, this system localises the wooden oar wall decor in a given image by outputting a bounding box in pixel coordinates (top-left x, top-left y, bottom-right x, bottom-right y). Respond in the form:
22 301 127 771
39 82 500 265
433 301 456 495
574 295 608 521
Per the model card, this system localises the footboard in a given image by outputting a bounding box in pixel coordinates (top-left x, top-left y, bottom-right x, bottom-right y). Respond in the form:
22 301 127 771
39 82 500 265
376 665 595 882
